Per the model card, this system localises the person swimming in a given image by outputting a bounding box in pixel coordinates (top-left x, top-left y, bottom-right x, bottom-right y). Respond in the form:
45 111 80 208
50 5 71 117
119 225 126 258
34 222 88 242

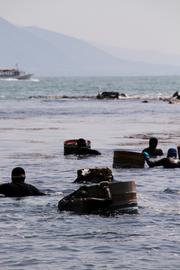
75 138 101 156
143 137 163 157
144 148 180 168
0 167 45 197
58 181 112 214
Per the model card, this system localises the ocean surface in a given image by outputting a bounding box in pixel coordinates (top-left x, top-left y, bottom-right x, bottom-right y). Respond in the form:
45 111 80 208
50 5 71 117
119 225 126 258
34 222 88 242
0 76 179 270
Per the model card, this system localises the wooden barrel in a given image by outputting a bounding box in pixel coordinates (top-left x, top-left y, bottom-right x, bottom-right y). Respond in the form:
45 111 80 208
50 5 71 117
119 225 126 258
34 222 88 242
64 139 91 155
177 146 180 159
109 181 137 209
113 150 145 168
86 181 137 208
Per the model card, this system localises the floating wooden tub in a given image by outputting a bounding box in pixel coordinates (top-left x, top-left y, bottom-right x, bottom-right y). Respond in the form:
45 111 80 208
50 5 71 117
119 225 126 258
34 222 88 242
113 150 145 168
58 180 138 215
64 139 91 155
110 181 137 205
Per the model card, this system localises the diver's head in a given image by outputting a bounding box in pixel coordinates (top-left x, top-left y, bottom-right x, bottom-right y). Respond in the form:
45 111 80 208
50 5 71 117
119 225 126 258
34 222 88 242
77 138 87 148
11 167 25 183
167 148 177 158
149 137 158 148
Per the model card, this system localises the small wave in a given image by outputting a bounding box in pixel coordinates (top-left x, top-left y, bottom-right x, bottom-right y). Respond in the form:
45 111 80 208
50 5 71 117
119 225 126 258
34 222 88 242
29 95 96 100
0 78 39 82
0 78 18 81
27 93 172 101
27 95 138 101
164 188 180 195
124 132 176 141
31 78 40 82
45 191 63 196
9 153 57 160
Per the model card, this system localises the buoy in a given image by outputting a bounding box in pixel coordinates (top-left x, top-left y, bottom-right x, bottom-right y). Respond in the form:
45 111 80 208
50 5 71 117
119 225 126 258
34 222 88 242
64 139 91 155
113 150 145 168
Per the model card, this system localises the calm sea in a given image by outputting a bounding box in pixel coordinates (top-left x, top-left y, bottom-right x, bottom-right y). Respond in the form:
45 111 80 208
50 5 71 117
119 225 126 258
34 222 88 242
0 76 179 269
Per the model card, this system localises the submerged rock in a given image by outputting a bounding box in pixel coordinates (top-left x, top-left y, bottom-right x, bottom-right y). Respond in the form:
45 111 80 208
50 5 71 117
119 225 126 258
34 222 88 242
96 91 120 99
161 91 180 104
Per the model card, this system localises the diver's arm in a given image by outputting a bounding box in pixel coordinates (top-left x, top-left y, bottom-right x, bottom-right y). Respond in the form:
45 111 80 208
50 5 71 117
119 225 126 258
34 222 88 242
145 157 166 168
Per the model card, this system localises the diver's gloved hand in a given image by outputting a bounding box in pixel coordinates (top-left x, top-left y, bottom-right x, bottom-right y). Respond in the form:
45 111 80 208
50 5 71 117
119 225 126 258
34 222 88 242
99 181 109 189
143 151 150 160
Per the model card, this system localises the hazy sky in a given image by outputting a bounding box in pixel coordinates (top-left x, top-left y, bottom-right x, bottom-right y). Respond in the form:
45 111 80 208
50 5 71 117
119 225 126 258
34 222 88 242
0 0 180 55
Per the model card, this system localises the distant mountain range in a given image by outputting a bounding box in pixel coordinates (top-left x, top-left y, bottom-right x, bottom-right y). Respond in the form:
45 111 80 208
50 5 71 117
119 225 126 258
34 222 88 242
0 17 180 76
95 45 180 68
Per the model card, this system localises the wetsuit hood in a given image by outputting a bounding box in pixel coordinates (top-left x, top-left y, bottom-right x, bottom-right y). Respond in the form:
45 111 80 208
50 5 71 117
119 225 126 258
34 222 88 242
167 148 177 158
11 167 25 184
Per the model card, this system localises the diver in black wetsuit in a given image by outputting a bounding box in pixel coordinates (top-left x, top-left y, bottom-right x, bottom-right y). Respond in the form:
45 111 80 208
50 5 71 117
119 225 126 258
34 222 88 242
0 167 45 197
144 148 180 168
58 181 112 214
143 137 163 157
75 138 101 156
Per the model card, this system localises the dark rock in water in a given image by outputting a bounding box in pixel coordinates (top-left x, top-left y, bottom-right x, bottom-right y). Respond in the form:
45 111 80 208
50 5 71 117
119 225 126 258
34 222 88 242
74 167 113 183
96 91 119 99
58 181 138 215
161 91 180 104
119 93 127 97
168 91 180 104
142 100 148 103
172 91 180 100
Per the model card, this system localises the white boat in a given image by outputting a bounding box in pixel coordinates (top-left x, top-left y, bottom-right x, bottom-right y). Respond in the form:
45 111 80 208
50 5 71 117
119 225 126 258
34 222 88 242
0 66 32 80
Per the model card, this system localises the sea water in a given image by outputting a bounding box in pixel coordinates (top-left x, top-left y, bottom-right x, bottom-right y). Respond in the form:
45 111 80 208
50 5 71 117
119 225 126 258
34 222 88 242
0 76 179 269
